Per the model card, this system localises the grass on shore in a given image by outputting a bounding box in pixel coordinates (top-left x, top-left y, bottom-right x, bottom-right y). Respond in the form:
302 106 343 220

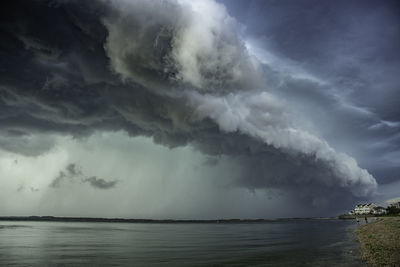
357 217 400 266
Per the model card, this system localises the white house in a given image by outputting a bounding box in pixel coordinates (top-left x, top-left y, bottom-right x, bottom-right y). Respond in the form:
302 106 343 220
354 203 377 215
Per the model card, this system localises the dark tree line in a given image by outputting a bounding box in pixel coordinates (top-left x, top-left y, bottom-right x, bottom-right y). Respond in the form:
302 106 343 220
386 206 400 215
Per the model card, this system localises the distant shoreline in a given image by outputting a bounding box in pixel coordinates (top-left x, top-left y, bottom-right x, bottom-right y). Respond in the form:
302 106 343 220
0 216 338 224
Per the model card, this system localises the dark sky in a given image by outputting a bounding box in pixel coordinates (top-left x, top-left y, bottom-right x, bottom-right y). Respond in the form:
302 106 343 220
0 0 399 218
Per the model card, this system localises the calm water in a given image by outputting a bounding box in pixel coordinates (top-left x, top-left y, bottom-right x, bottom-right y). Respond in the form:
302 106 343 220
0 220 365 266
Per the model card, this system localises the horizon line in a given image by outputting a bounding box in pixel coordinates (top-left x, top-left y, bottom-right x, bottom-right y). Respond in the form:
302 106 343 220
0 215 339 223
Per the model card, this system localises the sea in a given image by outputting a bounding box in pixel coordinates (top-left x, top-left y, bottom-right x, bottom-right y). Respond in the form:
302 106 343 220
0 219 366 266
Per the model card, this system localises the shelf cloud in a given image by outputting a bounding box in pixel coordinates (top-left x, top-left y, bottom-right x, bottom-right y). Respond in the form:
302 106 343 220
1 0 392 216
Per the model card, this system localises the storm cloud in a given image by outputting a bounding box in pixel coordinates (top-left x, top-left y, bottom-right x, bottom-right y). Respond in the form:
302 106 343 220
83 176 118 190
1 0 395 215
49 163 82 188
223 0 400 185
50 163 117 190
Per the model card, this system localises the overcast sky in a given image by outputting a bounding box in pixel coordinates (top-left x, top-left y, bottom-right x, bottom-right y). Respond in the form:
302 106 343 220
0 0 399 219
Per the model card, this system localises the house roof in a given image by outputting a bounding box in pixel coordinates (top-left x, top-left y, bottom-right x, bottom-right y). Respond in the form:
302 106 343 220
355 203 376 208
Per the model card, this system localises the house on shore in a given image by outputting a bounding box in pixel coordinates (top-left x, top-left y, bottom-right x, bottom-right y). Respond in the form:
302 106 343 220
354 203 380 215
344 203 386 218
352 203 387 215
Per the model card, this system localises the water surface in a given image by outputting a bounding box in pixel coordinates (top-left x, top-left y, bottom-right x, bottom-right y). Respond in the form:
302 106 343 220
0 219 365 266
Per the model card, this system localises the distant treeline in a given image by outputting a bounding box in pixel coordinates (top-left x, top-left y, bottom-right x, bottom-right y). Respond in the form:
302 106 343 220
386 206 400 216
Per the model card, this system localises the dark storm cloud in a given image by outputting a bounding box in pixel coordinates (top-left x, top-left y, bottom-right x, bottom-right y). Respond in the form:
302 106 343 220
49 163 117 190
0 0 382 208
49 171 67 188
219 0 400 184
83 176 118 190
49 162 79 188
267 74 400 184
66 163 82 177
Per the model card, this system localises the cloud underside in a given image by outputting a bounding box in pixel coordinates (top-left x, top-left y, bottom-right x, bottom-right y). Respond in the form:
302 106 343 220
0 0 377 205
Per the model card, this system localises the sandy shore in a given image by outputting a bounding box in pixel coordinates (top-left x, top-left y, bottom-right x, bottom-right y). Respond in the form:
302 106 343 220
357 217 400 266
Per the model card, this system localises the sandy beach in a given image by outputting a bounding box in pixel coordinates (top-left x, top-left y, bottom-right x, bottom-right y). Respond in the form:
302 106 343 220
357 217 400 266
